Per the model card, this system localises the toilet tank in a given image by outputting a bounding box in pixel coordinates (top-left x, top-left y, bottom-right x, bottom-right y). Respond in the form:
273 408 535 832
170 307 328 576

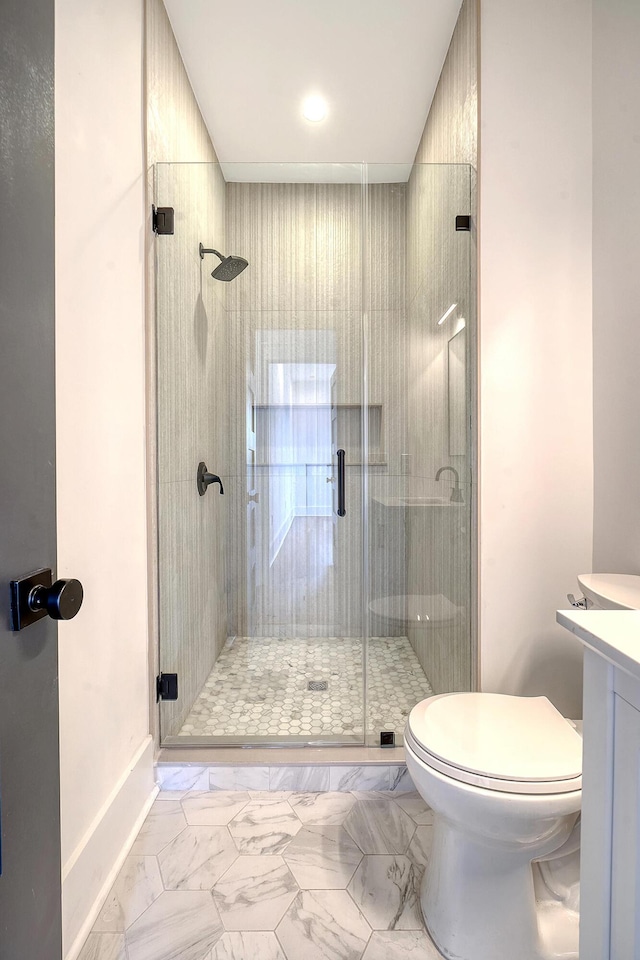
577 574 640 610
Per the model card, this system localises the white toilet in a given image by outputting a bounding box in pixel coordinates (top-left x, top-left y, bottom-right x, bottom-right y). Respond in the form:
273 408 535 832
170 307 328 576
405 573 640 960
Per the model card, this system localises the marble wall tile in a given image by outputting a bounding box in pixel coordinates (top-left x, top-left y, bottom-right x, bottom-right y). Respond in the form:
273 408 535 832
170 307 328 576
361 931 442 960
158 825 238 889
209 766 270 791
329 766 390 793
269 766 330 792
78 933 127 960
212 856 298 931
276 889 371 960
343 798 415 855
348 856 422 930
283 825 362 889
126 890 223 960
93 856 163 932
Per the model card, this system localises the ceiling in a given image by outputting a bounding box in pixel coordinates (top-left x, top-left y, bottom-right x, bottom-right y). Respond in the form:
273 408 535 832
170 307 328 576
163 0 462 182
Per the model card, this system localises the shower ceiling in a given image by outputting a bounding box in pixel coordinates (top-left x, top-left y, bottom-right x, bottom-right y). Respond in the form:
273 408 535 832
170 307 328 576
163 0 462 183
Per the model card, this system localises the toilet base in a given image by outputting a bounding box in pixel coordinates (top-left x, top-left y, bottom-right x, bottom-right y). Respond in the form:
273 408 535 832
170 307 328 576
404 738 580 960
421 819 579 960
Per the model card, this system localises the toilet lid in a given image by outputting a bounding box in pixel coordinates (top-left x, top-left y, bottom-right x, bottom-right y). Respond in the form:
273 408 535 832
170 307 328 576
407 693 582 793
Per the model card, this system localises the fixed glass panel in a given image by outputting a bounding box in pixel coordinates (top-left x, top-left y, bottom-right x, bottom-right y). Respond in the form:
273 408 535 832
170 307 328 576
364 163 474 747
155 162 367 745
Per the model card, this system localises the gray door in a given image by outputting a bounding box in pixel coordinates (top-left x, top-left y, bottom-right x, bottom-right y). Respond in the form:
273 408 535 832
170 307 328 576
0 0 62 957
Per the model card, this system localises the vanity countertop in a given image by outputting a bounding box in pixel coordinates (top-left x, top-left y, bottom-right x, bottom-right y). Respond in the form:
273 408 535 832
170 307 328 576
557 609 640 680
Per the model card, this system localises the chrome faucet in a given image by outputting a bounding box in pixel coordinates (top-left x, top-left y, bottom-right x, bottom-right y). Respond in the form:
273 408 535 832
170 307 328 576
435 465 464 503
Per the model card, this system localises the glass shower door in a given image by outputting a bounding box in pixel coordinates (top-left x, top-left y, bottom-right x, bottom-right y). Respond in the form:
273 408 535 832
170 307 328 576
155 162 368 745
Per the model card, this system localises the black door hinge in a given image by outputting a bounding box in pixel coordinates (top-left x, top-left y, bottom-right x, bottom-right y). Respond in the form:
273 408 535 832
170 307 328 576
152 205 175 235
455 215 471 231
156 673 178 701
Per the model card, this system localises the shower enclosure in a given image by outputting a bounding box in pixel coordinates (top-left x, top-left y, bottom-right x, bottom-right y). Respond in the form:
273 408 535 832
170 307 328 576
153 162 476 747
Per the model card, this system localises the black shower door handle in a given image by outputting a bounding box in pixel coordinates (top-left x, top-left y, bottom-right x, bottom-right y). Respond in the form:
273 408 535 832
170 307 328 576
337 449 346 518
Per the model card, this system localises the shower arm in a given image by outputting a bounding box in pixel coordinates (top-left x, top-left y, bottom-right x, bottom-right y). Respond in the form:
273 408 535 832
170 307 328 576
199 243 224 262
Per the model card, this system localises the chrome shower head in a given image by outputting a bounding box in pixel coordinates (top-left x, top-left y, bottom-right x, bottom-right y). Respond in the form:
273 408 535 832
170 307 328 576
199 243 248 282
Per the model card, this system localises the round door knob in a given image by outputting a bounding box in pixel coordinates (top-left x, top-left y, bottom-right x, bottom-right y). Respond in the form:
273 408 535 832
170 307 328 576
29 578 84 621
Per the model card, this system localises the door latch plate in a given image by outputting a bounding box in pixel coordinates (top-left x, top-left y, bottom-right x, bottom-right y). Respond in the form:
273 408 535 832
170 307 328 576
10 568 52 631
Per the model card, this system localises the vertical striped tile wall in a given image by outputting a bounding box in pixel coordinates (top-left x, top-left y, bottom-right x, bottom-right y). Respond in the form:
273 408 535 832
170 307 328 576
147 0 231 737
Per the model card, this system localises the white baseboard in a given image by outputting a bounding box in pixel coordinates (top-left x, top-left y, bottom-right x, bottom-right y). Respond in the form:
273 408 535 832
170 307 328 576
62 735 157 960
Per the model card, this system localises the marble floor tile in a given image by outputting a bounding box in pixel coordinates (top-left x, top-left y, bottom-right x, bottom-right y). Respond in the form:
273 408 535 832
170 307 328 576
210 931 287 960
182 791 251 825
85 790 435 960
406 826 433 871
348 856 422 930
130 801 187 856
213 856 297 931
93 855 163 932
276 889 371 960
126 891 223 960
361 931 442 960
178 636 432 742
78 933 127 960
393 796 433 825
344 799 415 855
228 799 301 855
158 825 238 890
283 825 363 889
288 791 356 825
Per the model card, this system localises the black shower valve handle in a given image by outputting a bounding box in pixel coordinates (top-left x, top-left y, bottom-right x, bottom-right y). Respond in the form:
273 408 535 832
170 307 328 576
197 461 224 496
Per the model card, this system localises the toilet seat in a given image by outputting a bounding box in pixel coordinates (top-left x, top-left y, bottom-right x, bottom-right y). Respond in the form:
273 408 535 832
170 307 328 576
406 693 583 795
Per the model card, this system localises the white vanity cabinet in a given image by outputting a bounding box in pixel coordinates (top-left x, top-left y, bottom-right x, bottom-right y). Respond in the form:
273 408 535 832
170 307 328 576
557 609 640 960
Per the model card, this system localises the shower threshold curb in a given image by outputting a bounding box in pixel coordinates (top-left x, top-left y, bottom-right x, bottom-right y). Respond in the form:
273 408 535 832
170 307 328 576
155 747 412 793
157 745 406 765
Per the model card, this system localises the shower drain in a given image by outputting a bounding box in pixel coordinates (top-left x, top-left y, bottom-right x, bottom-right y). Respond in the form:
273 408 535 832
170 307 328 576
308 680 329 691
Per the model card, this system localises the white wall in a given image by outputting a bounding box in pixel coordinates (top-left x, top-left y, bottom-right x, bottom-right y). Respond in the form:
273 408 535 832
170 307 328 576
55 0 154 954
592 0 640 572
479 0 593 718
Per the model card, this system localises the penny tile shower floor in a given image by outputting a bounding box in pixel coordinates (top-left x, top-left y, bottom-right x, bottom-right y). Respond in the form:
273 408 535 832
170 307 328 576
178 637 433 741
79 788 441 960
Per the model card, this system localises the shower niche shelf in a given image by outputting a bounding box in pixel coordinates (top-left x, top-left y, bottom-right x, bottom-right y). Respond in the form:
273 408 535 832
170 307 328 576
254 403 384 466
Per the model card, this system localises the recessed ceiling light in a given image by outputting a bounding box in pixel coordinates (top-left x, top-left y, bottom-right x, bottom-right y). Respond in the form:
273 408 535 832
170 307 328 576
303 96 328 123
